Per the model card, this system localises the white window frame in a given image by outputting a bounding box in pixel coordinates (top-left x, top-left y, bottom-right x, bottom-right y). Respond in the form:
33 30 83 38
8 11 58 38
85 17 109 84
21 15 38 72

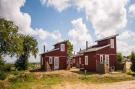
49 57 53 64
105 54 109 64
60 44 65 51
110 39 114 48
54 57 59 69
73 59 75 63
85 56 88 65
79 57 81 64
100 55 104 64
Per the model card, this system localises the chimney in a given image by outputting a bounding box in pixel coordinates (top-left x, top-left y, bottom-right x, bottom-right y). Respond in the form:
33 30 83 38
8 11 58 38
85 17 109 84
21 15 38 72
44 45 45 52
86 41 88 49
80 48 81 51
74 51 75 55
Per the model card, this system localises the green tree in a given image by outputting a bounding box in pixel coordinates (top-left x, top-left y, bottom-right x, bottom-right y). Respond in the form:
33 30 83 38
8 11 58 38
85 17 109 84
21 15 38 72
0 18 23 59
117 53 123 63
131 51 135 72
0 18 23 80
15 35 38 70
67 40 73 69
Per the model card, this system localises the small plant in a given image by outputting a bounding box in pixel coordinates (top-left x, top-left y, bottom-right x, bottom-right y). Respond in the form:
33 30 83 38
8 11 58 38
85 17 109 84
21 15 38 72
0 71 7 80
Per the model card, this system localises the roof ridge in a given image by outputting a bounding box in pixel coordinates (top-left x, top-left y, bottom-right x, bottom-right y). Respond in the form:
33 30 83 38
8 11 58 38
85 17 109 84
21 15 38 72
95 34 119 42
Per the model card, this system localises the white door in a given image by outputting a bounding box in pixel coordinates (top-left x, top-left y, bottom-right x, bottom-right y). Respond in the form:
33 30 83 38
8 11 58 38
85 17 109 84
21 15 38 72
54 57 59 70
105 55 110 67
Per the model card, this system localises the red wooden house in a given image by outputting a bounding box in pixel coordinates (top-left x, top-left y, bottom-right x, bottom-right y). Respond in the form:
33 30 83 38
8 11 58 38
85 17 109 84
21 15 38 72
40 40 68 71
72 34 118 73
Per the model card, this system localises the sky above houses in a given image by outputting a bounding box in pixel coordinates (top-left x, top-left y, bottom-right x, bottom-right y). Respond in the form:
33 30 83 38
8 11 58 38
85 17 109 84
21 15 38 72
0 0 135 63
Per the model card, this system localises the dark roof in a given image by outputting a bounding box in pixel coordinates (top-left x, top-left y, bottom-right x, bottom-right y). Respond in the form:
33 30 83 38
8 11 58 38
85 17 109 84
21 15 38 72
85 44 110 53
40 48 59 55
75 44 111 57
95 34 119 42
53 40 68 45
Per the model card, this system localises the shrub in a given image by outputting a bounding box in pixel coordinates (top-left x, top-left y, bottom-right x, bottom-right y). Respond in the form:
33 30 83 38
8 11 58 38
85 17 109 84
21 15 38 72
0 71 7 80
9 73 35 83
4 64 12 72
117 53 123 63
131 51 135 72
15 56 29 70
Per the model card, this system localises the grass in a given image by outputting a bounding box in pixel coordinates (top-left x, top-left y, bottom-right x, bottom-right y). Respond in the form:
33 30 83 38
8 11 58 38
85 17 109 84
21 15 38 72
1 69 135 89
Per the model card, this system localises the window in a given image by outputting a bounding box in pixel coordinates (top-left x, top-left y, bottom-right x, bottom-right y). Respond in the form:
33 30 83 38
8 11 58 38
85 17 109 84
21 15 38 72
100 55 104 64
79 57 81 64
105 55 109 64
110 39 114 48
49 57 53 64
85 56 88 65
73 59 75 63
60 44 65 51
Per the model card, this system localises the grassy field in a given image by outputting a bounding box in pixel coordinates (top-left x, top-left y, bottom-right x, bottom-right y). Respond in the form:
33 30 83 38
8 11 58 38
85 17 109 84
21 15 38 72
1 68 135 89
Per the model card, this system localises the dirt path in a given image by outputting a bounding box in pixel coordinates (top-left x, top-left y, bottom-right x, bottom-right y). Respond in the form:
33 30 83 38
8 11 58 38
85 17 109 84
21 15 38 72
53 80 135 89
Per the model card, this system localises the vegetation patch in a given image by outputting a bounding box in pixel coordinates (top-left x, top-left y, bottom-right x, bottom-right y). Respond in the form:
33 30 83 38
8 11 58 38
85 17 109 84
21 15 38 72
1 70 135 89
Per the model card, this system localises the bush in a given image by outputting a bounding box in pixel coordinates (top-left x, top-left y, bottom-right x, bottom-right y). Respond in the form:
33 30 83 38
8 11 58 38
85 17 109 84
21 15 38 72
9 73 35 83
131 51 135 72
4 64 12 72
15 55 29 70
117 53 123 63
0 71 7 80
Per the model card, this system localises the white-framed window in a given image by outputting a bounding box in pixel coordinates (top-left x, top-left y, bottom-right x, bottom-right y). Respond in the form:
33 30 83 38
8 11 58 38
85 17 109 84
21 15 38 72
73 59 75 63
105 55 109 64
100 55 104 64
49 57 53 64
79 57 81 64
110 39 114 48
85 56 88 65
60 44 65 51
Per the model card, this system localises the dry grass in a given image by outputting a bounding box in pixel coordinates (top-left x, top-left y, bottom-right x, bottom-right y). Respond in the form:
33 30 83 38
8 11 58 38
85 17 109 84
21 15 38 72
1 68 135 89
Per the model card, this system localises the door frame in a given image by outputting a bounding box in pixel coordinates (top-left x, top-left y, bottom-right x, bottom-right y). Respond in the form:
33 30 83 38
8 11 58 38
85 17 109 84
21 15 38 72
54 57 59 70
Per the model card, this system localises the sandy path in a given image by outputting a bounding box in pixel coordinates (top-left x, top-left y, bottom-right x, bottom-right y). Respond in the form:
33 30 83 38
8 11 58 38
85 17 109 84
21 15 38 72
53 80 135 89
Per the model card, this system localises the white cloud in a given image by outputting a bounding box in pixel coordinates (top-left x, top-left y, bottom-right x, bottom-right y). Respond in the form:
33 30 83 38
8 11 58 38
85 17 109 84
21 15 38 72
74 0 128 38
68 18 93 51
0 0 63 41
0 0 63 63
0 0 35 35
129 4 135 16
40 0 70 12
35 28 62 42
118 30 135 40
117 40 135 56
117 30 135 56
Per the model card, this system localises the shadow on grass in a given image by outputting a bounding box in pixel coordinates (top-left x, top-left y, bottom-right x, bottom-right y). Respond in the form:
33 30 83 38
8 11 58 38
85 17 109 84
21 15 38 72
30 69 46 72
127 72 135 77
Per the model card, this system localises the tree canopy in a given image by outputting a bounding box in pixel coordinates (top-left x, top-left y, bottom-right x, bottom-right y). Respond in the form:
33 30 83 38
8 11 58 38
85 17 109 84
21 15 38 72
131 51 135 72
117 53 123 63
0 18 23 59
67 40 73 58
15 35 38 70
0 18 38 70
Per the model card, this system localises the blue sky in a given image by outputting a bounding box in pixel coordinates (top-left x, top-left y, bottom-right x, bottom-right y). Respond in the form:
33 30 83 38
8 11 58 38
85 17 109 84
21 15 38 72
21 0 95 39
1 0 135 63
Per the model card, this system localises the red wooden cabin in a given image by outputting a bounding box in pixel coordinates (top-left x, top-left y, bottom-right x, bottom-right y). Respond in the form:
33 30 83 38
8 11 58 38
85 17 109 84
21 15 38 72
73 34 118 73
40 40 68 71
